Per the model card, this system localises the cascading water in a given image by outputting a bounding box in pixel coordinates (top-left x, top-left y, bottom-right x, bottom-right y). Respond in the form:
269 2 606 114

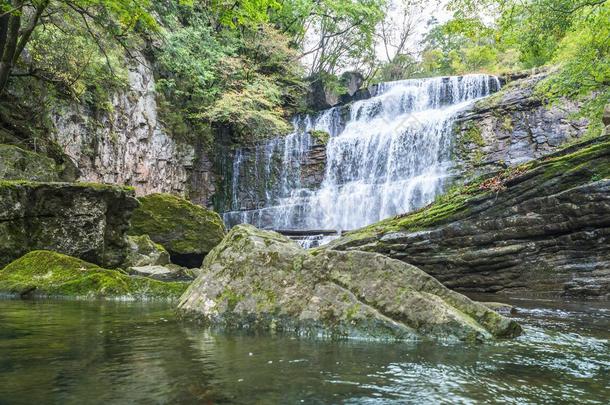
222 74 500 234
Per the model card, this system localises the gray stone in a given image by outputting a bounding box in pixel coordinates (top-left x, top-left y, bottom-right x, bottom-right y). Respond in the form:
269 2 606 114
178 225 521 342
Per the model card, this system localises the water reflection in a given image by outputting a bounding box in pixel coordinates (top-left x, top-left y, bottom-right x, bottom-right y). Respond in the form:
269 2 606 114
0 297 608 404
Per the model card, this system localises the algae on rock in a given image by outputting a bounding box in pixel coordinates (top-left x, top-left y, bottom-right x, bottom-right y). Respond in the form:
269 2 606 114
0 250 187 300
178 224 521 342
129 193 226 267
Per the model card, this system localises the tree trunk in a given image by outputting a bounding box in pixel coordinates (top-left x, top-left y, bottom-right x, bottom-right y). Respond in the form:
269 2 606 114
0 0 24 96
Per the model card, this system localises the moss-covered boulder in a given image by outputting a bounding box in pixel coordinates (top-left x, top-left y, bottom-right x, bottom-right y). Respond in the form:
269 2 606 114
0 144 61 181
0 181 138 268
129 193 226 267
178 224 521 342
124 235 170 267
0 250 187 300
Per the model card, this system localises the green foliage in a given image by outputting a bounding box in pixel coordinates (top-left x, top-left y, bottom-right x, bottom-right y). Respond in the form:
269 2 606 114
154 4 306 145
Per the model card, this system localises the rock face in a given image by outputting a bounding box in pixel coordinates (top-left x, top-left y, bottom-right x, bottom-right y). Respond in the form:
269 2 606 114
0 145 61 181
49 53 207 198
0 250 187 300
129 193 226 267
453 72 589 177
178 225 521 342
0 181 138 268
328 136 610 298
124 235 170 267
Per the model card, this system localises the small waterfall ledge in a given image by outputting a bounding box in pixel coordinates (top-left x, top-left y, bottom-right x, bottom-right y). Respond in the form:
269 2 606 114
220 74 501 234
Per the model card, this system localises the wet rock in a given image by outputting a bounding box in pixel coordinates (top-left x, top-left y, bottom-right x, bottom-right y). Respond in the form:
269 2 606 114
129 193 226 267
178 224 521 342
124 234 170 267
127 264 196 281
0 250 187 300
0 181 138 268
328 136 610 299
481 302 514 315
453 72 589 177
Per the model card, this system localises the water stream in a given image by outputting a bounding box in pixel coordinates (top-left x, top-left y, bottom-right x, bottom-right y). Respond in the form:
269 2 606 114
222 74 500 232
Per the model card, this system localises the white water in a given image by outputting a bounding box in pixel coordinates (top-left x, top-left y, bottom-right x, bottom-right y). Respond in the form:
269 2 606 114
223 74 500 232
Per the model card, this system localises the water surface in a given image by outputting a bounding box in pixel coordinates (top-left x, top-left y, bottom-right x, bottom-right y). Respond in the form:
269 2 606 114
1 297 608 404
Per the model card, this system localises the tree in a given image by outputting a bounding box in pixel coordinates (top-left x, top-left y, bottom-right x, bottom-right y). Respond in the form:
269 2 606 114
0 0 153 96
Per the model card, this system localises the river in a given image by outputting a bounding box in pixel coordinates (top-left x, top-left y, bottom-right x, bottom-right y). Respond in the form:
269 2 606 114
0 296 608 404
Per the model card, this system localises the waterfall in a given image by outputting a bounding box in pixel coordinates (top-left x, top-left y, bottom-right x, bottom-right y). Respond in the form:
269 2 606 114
222 74 500 232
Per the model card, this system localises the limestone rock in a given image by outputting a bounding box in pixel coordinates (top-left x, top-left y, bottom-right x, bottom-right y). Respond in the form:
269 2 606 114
328 136 610 298
0 144 61 181
129 193 226 267
0 181 138 268
124 234 170 267
0 250 187 299
178 225 521 342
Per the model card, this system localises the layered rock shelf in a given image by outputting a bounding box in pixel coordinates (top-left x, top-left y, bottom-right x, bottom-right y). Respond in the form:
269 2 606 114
327 136 610 298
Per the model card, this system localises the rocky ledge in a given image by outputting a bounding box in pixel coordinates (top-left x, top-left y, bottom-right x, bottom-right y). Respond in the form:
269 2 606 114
178 224 521 342
0 181 138 268
327 136 610 299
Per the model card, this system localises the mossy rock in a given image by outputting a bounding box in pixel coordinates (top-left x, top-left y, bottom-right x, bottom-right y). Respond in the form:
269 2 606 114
178 225 521 342
0 144 61 181
0 180 138 269
129 193 226 267
124 235 170 267
0 250 188 300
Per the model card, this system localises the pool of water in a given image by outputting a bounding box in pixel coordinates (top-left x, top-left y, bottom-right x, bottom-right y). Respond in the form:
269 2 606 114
0 296 608 404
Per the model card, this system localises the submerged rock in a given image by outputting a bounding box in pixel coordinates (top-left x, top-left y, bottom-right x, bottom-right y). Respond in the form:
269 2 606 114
129 193 226 267
328 136 610 298
0 250 187 300
0 181 138 268
178 225 521 342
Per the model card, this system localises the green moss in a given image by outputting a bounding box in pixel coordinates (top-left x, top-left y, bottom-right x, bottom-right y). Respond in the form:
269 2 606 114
129 193 226 255
308 130 331 145
0 144 61 182
0 250 187 300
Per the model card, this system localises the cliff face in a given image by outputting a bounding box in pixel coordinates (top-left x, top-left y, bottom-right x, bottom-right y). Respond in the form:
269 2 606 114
327 137 610 299
48 54 206 199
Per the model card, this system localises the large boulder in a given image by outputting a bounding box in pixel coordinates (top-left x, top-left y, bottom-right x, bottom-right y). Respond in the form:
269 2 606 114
0 250 187 299
0 181 138 268
328 136 610 298
178 225 521 342
129 193 226 267
0 145 61 181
